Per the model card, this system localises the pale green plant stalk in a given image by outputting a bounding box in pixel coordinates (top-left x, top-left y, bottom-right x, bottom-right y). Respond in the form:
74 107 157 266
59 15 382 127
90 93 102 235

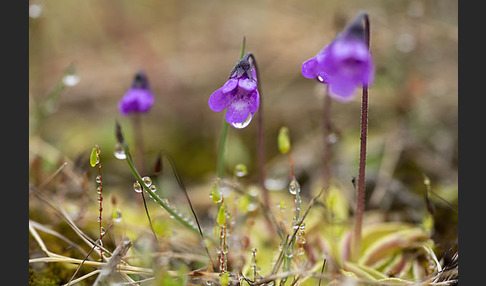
116 122 217 246
216 37 246 178
277 127 302 285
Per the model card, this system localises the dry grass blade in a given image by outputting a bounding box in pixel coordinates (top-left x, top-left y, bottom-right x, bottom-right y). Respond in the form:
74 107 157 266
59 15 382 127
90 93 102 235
29 220 88 257
93 237 132 286
30 183 113 260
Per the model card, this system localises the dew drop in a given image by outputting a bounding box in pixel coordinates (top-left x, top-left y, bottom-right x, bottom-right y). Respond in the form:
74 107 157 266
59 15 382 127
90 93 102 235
113 143 127 159
133 181 142 193
288 178 300 195
162 198 170 206
230 113 253 129
296 247 305 256
246 203 257 212
97 186 102 194
100 227 106 236
114 210 122 222
62 74 80 86
142 176 152 187
149 185 157 192
234 163 248 177
29 4 43 18
95 175 102 184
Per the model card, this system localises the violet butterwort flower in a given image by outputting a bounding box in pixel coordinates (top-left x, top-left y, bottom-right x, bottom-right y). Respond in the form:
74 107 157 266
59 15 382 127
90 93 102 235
118 71 155 116
301 14 374 102
208 54 259 129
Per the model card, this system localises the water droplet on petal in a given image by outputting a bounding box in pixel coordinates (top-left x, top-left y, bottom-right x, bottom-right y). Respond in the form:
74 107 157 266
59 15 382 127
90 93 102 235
133 181 142 193
230 113 252 129
113 143 126 159
142 176 152 187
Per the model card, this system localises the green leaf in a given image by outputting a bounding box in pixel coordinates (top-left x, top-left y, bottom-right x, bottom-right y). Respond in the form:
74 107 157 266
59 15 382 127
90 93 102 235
278 126 291 154
217 203 226 226
90 145 100 167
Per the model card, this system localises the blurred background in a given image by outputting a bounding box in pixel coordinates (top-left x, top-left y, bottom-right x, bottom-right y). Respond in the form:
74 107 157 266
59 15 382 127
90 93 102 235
29 0 457 241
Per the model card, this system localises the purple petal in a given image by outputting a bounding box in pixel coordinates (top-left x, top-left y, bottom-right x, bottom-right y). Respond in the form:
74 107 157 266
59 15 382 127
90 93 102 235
238 78 257 91
362 57 375 85
225 99 252 124
248 90 259 113
222 79 238 93
301 57 319 79
208 88 232 112
327 76 358 102
118 89 154 116
331 39 369 62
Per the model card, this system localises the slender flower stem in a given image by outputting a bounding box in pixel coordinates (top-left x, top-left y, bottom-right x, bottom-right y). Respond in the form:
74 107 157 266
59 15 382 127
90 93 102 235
122 143 218 245
217 118 229 178
246 53 269 209
130 113 159 246
131 113 146 173
216 37 246 179
322 87 333 187
352 12 370 262
95 150 103 261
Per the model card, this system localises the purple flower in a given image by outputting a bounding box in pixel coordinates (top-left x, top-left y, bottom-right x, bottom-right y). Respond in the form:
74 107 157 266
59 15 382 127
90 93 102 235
208 56 259 129
301 14 374 102
118 71 155 116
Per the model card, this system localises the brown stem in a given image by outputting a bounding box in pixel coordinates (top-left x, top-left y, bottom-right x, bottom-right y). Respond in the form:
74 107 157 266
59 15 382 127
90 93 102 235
97 161 103 261
247 53 269 210
352 12 370 262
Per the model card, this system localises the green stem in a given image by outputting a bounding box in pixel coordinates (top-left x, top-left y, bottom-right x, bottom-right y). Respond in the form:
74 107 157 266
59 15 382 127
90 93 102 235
216 37 246 179
123 144 215 243
217 119 229 178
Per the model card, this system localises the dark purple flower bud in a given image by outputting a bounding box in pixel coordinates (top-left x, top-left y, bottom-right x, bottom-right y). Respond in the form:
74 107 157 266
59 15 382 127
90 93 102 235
208 55 259 129
118 71 155 116
301 13 374 102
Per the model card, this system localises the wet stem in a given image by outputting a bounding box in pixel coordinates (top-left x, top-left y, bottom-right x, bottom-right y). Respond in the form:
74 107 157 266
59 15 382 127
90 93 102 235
96 159 103 261
122 143 206 239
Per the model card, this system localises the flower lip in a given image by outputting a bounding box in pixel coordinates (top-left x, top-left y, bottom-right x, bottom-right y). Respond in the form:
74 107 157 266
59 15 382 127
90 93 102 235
300 13 374 101
118 71 155 116
208 53 260 128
